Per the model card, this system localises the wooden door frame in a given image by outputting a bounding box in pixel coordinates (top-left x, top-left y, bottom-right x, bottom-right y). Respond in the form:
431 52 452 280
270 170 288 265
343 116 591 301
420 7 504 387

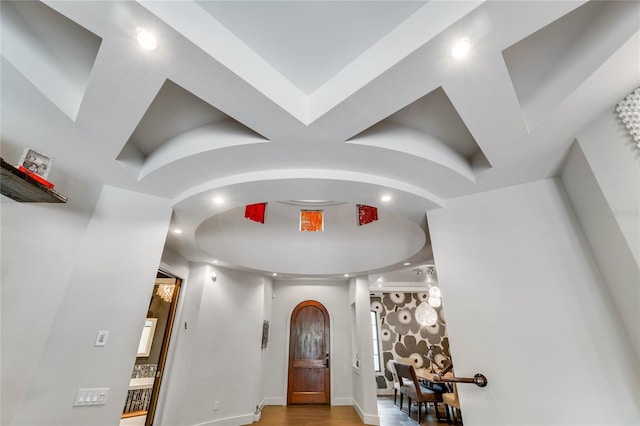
287 300 331 405
145 276 182 426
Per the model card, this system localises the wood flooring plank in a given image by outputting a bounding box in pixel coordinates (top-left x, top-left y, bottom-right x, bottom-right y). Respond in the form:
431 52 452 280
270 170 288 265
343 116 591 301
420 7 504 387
257 396 457 426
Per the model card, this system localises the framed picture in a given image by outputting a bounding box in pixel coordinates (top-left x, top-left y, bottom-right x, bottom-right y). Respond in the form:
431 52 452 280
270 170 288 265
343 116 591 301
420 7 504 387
261 320 269 349
19 147 53 180
137 318 158 357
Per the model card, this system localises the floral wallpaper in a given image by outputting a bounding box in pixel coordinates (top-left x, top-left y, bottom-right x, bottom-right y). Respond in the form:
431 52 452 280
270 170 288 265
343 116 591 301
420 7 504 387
371 292 451 391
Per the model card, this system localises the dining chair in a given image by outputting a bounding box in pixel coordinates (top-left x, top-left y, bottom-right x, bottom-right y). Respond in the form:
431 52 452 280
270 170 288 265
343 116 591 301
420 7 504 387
386 360 401 406
393 361 444 423
387 357 412 406
443 383 461 424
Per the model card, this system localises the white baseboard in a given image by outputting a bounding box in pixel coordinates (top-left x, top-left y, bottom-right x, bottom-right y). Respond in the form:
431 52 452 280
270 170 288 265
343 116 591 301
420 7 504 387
263 397 285 406
252 398 265 422
332 397 353 406
352 399 380 425
192 413 254 426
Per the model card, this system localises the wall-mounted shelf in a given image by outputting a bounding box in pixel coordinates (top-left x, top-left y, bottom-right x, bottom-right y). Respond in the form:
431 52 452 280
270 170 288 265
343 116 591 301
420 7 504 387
1 157 67 203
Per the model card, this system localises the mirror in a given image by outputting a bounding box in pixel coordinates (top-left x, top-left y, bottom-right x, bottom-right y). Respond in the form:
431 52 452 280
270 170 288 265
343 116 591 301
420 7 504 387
137 318 157 357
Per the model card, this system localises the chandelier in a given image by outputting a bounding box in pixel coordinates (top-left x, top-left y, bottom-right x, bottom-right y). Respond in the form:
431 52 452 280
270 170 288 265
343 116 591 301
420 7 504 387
615 87 640 149
156 284 175 303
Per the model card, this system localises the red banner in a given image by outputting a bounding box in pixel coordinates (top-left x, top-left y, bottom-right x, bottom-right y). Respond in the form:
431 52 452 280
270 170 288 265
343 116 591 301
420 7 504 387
357 204 378 226
245 203 267 223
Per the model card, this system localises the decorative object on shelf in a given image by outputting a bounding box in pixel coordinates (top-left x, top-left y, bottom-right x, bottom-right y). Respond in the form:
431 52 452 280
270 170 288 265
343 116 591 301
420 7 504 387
156 283 175 303
19 147 53 180
615 87 640 149
1 157 67 203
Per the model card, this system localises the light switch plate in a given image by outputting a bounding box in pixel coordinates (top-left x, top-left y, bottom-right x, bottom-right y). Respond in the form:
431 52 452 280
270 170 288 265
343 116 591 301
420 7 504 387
74 388 109 406
94 330 109 347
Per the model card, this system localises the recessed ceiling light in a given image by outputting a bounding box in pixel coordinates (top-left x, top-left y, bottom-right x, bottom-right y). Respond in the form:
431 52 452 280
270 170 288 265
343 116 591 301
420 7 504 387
403 262 411 266
213 196 224 205
172 229 182 234
452 38 471 59
272 273 277 276
381 195 392 202
136 28 157 50
212 260 219 264
344 274 349 277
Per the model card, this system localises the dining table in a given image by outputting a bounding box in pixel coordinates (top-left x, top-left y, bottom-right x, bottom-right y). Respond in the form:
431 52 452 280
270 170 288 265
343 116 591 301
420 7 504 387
415 368 453 382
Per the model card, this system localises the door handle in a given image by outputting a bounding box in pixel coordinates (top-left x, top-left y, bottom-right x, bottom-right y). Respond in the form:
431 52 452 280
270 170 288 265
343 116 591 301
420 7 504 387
325 354 329 368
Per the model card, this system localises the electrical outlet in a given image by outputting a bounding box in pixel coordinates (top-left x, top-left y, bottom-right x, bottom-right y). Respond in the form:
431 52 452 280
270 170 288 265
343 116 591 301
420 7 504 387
214 400 220 410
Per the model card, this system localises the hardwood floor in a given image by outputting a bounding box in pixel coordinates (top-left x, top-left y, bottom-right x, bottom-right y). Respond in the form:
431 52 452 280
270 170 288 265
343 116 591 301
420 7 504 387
258 396 458 426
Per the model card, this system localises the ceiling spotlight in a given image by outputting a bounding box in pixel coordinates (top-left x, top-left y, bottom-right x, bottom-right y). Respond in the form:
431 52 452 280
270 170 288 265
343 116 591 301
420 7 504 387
212 260 219 264
136 28 157 50
403 262 411 266
415 269 423 275
272 273 277 276
452 38 471 59
172 229 182 234
344 274 349 277
381 195 392 202
213 196 224 205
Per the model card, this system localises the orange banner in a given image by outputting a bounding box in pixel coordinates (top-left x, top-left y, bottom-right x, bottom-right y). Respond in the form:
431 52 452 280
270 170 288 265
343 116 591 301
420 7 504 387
300 210 323 232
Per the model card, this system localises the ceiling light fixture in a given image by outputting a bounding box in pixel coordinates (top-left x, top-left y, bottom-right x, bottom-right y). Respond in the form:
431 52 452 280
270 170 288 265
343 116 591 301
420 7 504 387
272 273 277 276
415 302 438 326
403 262 411 266
381 195 392 202
156 283 174 303
213 196 224 205
452 38 471 59
616 87 640 149
172 229 182 234
136 28 157 50
344 274 349 277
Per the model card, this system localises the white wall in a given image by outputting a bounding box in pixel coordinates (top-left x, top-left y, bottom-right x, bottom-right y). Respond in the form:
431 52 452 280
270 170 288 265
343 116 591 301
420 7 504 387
1 136 104 426
6 185 173 425
561 110 640 361
427 178 640 425
169 264 268 426
265 279 352 406
572 110 639 262
349 276 379 425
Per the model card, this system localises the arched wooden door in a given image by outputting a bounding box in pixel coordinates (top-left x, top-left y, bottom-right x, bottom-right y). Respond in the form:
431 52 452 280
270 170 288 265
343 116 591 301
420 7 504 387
287 300 330 404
